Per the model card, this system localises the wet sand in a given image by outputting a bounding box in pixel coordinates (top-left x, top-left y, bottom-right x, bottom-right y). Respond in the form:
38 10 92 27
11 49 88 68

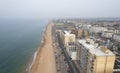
30 23 56 73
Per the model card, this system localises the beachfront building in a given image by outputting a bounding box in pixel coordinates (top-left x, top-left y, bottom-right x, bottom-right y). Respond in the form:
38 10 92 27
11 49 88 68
61 30 77 60
77 39 115 73
66 42 77 60
61 30 76 47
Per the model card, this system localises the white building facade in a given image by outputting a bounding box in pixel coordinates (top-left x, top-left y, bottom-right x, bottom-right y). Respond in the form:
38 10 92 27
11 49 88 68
113 34 120 42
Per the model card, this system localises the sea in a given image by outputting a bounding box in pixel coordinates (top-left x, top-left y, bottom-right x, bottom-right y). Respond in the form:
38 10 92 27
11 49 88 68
0 19 48 73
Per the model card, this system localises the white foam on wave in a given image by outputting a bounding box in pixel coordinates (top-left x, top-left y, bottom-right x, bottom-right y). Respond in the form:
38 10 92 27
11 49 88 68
26 50 38 73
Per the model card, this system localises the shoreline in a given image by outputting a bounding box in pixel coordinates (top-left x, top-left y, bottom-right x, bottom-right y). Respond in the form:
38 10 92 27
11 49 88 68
27 24 47 73
29 22 57 73
19 23 47 73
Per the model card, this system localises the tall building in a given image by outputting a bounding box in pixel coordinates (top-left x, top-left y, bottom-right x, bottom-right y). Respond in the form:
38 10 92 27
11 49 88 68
61 31 76 47
61 30 77 60
77 39 115 73
66 42 77 60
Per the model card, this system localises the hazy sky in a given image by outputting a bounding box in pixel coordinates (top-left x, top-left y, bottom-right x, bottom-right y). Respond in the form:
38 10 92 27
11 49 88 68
0 0 120 19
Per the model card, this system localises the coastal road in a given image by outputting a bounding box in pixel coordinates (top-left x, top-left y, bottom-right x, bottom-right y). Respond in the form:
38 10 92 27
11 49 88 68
52 25 68 73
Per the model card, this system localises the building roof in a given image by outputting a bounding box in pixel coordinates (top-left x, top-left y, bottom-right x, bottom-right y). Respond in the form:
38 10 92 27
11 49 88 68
63 31 75 37
64 31 70 34
78 39 115 56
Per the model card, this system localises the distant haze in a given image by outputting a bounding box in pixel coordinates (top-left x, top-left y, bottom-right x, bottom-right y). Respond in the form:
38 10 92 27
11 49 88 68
0 0 120 19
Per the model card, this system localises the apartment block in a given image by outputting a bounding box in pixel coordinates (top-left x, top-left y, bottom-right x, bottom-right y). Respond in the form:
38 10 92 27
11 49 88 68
102 31 114 38
60 30 77 60
77 39 115 73
61 31 76 47
113 34 120 42
66 42 77 60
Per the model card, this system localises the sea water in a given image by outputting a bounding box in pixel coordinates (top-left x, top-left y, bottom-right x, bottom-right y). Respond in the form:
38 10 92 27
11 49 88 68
0 19 48 73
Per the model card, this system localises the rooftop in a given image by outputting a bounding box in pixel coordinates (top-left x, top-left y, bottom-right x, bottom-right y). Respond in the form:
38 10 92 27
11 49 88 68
63 30 75 36
64 31 70 34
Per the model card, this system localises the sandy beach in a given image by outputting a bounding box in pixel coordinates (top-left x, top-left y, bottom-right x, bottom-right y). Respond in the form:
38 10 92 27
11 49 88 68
30 23 56 73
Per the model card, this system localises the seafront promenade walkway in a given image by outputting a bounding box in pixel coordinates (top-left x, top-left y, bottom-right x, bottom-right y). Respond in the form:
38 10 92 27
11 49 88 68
30 23 56 73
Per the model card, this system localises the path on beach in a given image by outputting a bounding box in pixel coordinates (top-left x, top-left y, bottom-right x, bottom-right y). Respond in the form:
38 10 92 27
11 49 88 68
30 23 56 73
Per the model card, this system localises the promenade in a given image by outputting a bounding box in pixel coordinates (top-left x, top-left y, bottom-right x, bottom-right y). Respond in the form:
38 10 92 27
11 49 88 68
30 23 56 73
